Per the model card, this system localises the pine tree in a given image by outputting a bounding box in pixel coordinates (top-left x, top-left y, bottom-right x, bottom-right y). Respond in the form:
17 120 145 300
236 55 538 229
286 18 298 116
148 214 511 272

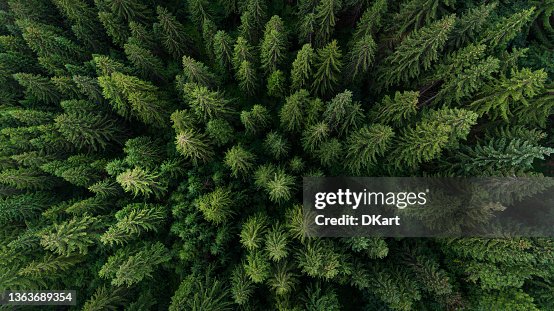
206 119 234 146
19 254 83 278
266 168 295 203
195 187 234 224
240 213 267 251
303 283 341 310
188 0 211 27
244 250 270 283
231 265 254 305
105 0 149 22
265 223 289 261
299 13 317 45
392 0 454 35
51 0 107 51
232 36 255 71
98 71 169 126
81 286 126 311
169 274 233 311
12 73 61 105
456 138 554 175
391 121 452 169
123 136 164 169
0 192 51 225
432 44 500 105
124 42 165 80
264 132 290 159
101 242 171 286
296 240 342 279
312 40 343 96
98 11 130 46
128 21 157 51
201 18 218 58
514 85 554 127
268 261 298 296
40 155 105 187
241 0 267 43
16 19 84 73
315 138 343 168
302 122 330 152
422 107 478 149
0 168 56 190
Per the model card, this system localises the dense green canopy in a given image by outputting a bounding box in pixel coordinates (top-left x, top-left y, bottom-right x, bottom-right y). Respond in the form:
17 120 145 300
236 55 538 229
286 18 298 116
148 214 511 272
1 0 553 310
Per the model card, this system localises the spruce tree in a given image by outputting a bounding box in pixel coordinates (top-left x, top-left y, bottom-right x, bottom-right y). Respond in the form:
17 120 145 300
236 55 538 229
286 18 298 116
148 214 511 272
370 91 419 126
182 82 233 122
267 70 286 97
314 0 342 46
392 121 452 169
280 89 310 132
154 6 191 59
195 187 235 224
224 145 256 178
99 71 169 126
345 124 394 174
236 60 258 95
290 44 314 90
174 128 214 165
382 15 455 87
451 3 496 48
260 15 287 73
348 35 376 80
40 215 100 256
232 36 256 71
470 68 547 120
480 7 536 50
241 105 270 134
352 0 387 41
181 56 217 87
312 40 343 96
213 30 234 74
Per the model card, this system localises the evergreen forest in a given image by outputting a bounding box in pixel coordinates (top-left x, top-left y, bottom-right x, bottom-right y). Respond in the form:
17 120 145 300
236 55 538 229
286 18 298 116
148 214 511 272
1 0 554 310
